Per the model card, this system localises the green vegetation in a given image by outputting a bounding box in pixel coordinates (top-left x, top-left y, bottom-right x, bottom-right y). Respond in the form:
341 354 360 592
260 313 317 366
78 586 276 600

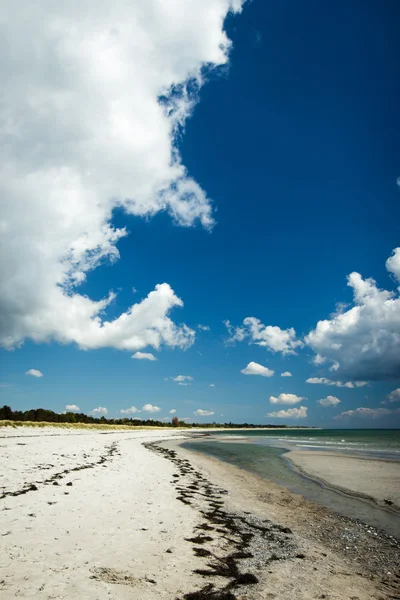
0 405 314 429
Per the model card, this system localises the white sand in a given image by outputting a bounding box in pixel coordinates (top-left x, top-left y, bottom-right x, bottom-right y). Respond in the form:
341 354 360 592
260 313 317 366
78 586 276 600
286 449 400 508
1 427 398 599
0 428 208 599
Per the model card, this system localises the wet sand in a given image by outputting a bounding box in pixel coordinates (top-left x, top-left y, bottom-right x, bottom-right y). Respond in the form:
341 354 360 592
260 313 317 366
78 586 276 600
286 449 400 509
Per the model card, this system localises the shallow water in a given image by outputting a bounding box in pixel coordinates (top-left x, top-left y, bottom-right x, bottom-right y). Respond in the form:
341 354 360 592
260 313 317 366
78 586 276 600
183 438 400 538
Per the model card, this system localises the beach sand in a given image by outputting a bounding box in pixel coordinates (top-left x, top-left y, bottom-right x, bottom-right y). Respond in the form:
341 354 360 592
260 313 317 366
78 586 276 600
286 449 400 509
1 426 399 599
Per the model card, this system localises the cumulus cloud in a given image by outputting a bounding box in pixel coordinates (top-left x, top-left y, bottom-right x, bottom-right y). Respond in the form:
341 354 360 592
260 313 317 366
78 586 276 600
194 409 215 417
120 406 139 414
335 407 396 419
25 369 43 378
225 318 303 355
267 406 308 419
383 388 400 404
0 0 245 353
92 406 108 415
313 354 326 365
197 324 210 331
386 248 400 283
209 383 215 387
131 352 157 361
317 396 341 407
306 251 400 380
169 409 176 414
241 362 274 377
173 375 193 383
65 404 80 412
142 403 160 413
281 372 292 377
269 393 304 405
306 377 367 388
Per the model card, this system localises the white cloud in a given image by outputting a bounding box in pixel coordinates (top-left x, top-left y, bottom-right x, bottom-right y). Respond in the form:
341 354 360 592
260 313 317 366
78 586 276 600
267 406 308 419
0 0 245 353
92 406 108 415
383 388 400 405
173 375 193 382
281 371 292 377
225 318 303 355
269 393 304 405
306 377 367 388
209 383 215 387
120 406 139 414
142 403 160 413
65 404 80 412
131 351 157 361
241 361 274 377
317 395 341 407
178 382 189 386
169 409 176 414
313 354 326 365
335 407 396 419
194 409 215 417
25 369 43 378
306 251 400 380
197 324 210 331
386 248 400 282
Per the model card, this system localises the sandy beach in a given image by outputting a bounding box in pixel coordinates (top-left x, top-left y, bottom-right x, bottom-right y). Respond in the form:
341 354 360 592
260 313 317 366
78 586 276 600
1 426 399 599
286 449 400 509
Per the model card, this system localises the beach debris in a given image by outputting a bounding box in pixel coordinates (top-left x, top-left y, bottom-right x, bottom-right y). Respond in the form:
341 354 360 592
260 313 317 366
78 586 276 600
144 441 297 600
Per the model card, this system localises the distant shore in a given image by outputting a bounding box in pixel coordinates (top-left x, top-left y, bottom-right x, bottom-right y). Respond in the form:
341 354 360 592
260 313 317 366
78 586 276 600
1 425 399 599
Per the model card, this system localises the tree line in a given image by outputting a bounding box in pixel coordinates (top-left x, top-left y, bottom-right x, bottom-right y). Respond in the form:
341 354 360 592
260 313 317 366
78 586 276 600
0 405 312 428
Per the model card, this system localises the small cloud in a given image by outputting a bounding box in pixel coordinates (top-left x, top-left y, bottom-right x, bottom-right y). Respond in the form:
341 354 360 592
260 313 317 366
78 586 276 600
313 354 326 365
267 406 308 419
269 393 304 405
178 382 188 386
194 409 215 417
173 375 193 382
197 324 210 331
209 383 215 387
25 369 43 378
142 403 161 413
281 372 292 377
383 388 400 404
132 287 137 294
241 362 274 378
317 395 341 407
120 406 139 414
131 351 157 361
169 409 176 414
65 404 80 412
92 406 108 415
335 407 395 419
306 377 367 388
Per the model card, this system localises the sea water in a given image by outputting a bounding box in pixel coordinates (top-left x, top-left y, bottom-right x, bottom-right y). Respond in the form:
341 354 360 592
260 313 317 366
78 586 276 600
183 429 400 537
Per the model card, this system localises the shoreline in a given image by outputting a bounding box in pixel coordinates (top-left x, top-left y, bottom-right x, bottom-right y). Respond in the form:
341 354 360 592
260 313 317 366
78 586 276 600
1 427 399 599
168 438 400 598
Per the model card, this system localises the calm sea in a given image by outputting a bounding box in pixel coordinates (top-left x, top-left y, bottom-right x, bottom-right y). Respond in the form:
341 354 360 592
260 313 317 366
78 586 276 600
183 429 400 537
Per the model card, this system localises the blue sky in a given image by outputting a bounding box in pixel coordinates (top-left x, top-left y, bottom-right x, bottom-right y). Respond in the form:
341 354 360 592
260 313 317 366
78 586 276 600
1 0 400 426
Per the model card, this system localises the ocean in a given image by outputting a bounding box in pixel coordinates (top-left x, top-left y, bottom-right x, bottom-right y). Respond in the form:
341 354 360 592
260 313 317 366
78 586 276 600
183 429 400 537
